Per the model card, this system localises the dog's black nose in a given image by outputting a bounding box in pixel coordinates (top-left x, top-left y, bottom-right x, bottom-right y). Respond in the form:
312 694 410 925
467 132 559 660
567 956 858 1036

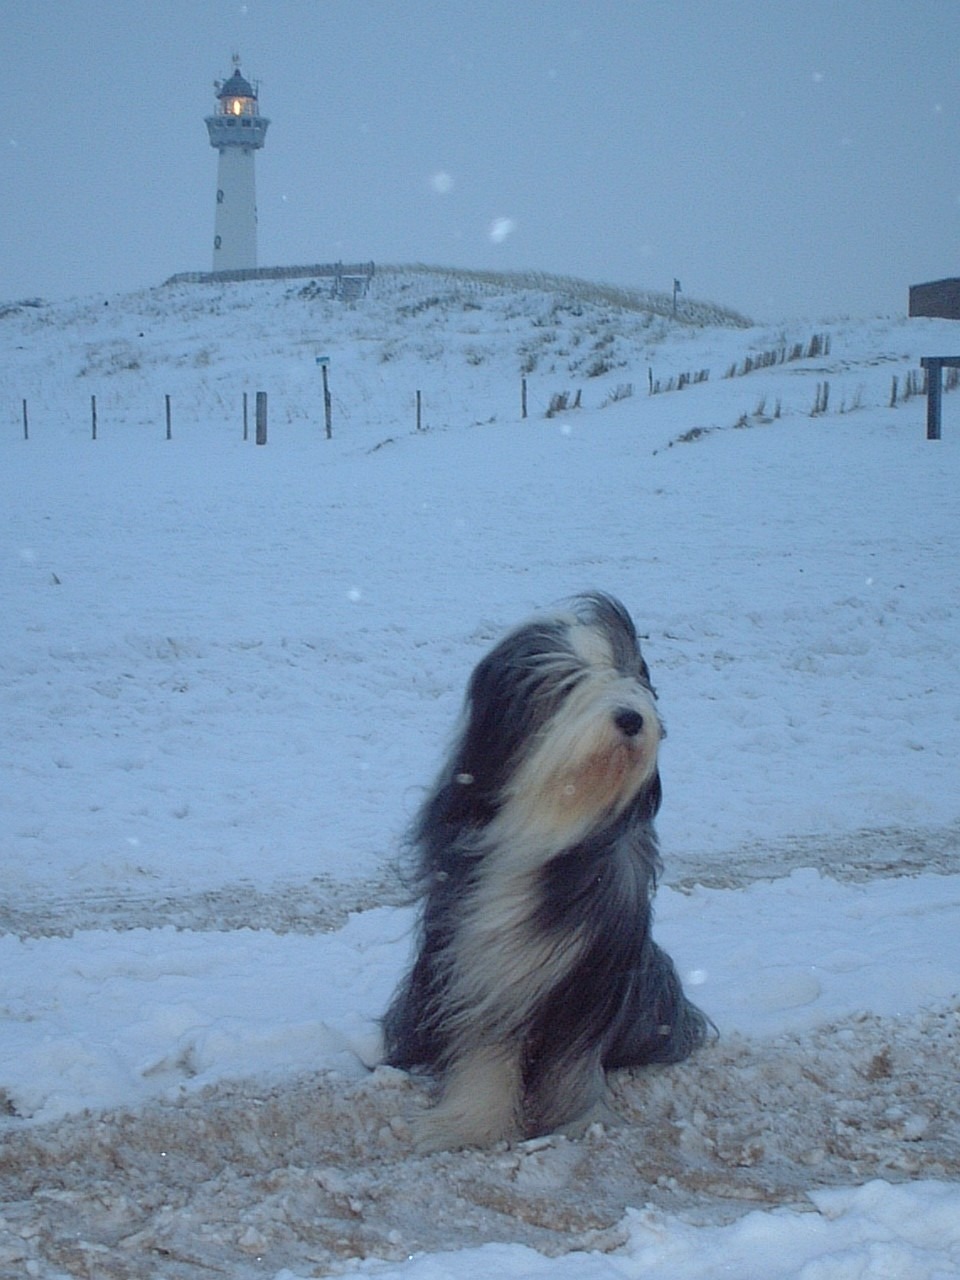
614 708 645 737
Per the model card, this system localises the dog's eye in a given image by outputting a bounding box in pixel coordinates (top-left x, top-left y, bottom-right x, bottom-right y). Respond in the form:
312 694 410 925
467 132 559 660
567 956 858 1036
614 708 645 737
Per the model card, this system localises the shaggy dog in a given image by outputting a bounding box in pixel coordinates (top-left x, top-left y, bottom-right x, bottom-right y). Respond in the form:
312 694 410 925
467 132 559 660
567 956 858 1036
382 592 709 1149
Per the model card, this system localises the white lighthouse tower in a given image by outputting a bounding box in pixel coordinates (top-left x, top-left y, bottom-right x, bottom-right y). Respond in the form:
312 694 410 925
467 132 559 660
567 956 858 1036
205 59 269 272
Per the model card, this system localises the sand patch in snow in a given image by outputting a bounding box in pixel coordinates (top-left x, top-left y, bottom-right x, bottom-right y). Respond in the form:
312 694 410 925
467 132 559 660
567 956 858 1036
1 1002 956 1279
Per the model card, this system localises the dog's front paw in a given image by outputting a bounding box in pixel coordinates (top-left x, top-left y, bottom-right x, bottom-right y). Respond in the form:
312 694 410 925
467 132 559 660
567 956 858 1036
552 1095 625 1139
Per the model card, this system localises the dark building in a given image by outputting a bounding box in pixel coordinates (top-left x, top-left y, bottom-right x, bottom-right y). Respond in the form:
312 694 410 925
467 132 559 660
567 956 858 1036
909 278 960 320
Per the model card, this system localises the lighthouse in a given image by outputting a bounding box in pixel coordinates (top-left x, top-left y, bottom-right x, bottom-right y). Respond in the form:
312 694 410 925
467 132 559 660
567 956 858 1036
205 59 269 272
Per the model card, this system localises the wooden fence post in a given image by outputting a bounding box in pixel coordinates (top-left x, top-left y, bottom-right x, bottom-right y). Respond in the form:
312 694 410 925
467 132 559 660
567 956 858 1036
416 389 422 432
91 395 97 441
165 394 172 440
521 377 527 419
22 399 28 441
921 358 943 440
322 363 332 439
255 391 268 445
243 391 249 441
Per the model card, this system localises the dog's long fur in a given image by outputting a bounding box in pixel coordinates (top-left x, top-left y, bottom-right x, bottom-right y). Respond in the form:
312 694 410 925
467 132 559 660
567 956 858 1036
382 592 710 1149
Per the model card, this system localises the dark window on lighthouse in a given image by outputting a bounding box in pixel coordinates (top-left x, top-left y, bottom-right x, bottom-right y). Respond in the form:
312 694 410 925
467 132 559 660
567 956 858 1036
217 189 224 204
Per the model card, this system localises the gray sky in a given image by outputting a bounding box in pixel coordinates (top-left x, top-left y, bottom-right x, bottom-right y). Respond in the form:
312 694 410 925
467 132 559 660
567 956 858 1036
3 0 958 320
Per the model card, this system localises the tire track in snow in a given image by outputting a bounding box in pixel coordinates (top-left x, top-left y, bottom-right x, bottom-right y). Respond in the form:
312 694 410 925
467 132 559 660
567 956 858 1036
1 821 956 939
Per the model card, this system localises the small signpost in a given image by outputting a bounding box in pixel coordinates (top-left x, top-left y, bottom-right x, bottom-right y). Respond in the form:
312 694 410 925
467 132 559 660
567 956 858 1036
316 355 332 438
919 356 960 439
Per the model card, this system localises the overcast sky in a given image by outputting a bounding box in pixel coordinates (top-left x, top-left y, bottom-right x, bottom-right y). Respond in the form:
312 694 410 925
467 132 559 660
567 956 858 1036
3 0 958 320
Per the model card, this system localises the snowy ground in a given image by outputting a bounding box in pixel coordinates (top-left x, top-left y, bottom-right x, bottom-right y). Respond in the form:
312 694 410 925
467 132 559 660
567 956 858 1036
1 269 958 1277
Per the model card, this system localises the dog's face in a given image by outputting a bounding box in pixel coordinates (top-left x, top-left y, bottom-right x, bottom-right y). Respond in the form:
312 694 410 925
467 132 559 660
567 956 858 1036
452 593 662 845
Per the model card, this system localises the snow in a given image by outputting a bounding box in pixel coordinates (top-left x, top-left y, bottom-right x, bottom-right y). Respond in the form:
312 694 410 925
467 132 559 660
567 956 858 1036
341 1183 960 1280
0 268 958 1277
2 873 957 1127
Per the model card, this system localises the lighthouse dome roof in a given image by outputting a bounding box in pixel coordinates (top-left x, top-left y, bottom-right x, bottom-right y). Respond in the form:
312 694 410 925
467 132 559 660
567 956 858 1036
217 68 256 100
